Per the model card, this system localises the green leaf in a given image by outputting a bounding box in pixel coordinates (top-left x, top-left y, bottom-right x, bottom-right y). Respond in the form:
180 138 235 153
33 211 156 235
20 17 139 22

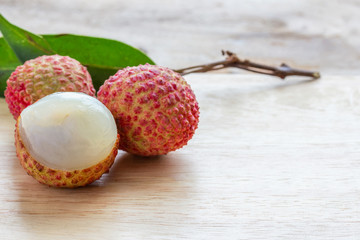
0 15 155 97
0 37 22 97
0 14 55 62
43 34 155 90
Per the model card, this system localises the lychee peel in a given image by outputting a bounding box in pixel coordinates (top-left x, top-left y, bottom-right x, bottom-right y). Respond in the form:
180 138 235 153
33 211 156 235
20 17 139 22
14 92 119 188
15 120 120 188
5 55 95 119
97 64 200 156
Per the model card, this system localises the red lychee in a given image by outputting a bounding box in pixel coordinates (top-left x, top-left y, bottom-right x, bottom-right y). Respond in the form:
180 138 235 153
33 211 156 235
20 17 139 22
97 64 199 156
5 55 95 119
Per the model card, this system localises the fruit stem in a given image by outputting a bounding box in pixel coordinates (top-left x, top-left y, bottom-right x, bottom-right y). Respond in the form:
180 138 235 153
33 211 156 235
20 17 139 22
174 50 320 80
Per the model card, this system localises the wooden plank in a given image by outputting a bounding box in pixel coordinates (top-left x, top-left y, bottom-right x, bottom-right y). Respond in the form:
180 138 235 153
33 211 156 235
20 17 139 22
1 74 360 239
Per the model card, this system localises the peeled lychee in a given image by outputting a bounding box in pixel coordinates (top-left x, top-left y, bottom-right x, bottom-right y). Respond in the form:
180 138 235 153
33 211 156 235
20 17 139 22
15 92 119 188
97 64 199 156
5 55 95 119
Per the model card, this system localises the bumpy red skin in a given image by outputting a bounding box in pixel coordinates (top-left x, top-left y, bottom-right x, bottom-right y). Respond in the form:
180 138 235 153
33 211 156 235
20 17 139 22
15 118 120 188
5 55 95 119
97 64 200 156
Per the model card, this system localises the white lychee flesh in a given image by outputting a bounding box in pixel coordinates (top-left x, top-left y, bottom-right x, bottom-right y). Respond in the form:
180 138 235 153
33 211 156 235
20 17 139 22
18 92 117 171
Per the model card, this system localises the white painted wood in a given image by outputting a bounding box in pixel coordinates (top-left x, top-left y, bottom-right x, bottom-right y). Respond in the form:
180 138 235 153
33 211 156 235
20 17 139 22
1 74 360 239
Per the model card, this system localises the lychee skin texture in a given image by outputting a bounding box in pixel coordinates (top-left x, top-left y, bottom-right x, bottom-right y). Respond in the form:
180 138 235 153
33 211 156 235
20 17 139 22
97 64 200 156
15 118 120 188
5 55 95 119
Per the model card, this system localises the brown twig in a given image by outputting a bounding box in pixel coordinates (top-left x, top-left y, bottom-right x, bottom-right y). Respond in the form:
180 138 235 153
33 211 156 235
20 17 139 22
174 50 320 80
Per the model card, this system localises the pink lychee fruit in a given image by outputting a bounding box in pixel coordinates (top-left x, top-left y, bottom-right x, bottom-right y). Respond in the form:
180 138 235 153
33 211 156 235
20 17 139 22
5 55 95 119
97 64 200 156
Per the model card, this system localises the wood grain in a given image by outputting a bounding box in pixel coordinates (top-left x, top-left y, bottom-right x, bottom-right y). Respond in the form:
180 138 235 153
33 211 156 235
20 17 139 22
1 74 360 239
1 0 360 73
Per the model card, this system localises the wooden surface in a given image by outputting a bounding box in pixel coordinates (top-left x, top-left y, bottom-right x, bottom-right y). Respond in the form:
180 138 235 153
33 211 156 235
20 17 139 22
1 0 360 239
1 74 360 239
1 0 360 74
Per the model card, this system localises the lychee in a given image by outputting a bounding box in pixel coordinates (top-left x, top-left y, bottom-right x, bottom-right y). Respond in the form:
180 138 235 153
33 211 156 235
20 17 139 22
5 55 95 119
97 64 199 156
15 92 119 188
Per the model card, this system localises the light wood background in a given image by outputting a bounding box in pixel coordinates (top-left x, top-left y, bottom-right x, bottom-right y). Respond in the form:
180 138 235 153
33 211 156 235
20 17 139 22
1 0 360 239
1 0 359 73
